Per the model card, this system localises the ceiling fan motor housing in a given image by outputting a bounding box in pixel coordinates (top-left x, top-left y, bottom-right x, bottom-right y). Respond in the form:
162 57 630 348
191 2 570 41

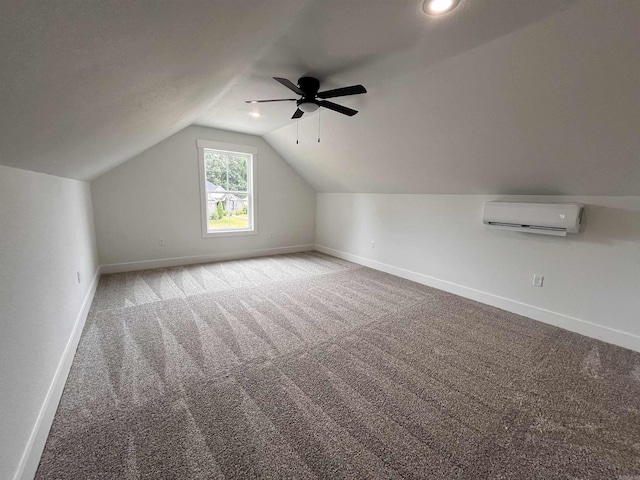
297 77 320 112
297 77 320 98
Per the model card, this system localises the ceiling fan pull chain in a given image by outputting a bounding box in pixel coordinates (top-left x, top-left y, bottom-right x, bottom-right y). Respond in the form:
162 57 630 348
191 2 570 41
296 119 299 145
318 108 321 143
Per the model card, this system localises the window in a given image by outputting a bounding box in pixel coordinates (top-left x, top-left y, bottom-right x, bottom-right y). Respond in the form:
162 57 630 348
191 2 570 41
197 140 256 237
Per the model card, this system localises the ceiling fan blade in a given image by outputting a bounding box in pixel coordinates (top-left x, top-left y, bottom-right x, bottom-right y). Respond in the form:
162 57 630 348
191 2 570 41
317 84 367 99
318 100 358 116
274 77 305 96
245 98 296 103
292 108 304 119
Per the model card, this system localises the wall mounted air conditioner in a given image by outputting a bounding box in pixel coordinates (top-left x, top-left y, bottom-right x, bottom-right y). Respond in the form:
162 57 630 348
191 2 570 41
483 202 584 236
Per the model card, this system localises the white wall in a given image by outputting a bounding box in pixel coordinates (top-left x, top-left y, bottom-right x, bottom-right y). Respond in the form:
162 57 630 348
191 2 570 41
316 194 640 351
91 125 316 269
0 165 98 480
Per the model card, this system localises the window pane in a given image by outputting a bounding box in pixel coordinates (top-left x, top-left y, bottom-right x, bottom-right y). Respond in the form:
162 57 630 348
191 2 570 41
202 147 252 233
205 152 226 189
204 150 249 192
208 194 249 230
227 156 248 192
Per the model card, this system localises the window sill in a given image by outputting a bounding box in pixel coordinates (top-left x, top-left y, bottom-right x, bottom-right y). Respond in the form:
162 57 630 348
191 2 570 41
202 229 257 239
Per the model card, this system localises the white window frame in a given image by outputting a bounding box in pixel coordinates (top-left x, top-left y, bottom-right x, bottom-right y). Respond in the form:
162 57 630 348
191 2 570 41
197 139 257 238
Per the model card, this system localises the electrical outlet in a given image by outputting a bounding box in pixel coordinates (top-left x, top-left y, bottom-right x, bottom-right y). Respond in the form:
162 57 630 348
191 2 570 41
532 274 544 287
371 240 376 248
158 238 165 246
77 271 81 284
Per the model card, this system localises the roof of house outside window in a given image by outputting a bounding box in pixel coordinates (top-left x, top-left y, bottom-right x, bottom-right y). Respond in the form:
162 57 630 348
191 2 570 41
205 180 223 192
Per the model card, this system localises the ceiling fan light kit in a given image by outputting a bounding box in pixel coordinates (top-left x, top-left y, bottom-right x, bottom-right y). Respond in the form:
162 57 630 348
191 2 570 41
245 76 367 120
298 102 319 113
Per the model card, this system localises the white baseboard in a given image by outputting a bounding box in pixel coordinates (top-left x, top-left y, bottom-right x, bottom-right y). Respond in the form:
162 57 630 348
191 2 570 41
100 244 315 274
314 245 640 353
14 267 102 480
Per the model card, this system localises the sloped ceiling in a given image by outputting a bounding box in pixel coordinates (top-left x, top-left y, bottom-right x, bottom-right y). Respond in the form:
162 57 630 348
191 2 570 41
1 1 638 194
0 0 305 180
196 0 580 135
261 0 640 194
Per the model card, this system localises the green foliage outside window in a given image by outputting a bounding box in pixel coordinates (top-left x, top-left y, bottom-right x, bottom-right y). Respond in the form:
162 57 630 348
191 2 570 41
205 152 248 191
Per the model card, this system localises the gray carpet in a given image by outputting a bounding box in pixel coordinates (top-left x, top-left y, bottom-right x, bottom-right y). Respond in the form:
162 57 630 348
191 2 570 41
36 251 640 479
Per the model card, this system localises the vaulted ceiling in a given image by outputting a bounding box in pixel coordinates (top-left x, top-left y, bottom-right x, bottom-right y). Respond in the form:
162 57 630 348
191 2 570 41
1 1 638 194
264 1 640 194
0 0 305 180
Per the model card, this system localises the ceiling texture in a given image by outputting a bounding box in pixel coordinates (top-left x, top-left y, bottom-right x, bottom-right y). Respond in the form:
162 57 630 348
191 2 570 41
1 0 638 194
0 0 306 180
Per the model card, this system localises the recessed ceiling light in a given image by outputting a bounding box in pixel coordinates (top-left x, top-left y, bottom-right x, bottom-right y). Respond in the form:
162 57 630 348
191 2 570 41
423 0 460 15
249 112 261 118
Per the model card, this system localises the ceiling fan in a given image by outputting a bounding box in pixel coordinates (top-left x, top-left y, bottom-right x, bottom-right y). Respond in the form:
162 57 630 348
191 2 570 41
246 76 367 119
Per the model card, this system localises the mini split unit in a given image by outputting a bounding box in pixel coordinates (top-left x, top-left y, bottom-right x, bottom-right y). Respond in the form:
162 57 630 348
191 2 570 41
483 202 584 236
